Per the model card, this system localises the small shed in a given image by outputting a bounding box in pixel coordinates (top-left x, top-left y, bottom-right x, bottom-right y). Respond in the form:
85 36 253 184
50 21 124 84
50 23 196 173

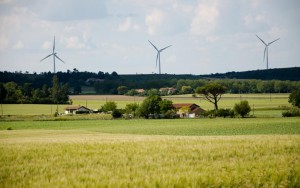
64 105 92 114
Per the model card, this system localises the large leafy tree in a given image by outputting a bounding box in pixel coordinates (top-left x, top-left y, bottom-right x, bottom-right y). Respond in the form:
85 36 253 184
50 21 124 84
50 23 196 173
289 88 300 108
138 95 162 118
196 83 226 110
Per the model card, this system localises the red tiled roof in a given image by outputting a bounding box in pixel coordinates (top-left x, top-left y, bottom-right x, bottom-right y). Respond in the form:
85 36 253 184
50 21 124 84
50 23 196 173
64 105 81 110
173 103 198 108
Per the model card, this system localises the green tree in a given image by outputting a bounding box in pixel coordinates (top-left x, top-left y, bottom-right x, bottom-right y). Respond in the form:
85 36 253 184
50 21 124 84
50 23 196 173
234 100 251 118
138 95 162 118
101 101 117 112
117 86 128 95
59 83 69 104
159 99 173 114
196 83 226 110
0 83 7 103
125 103 139 114
51 75 59 103
181 86 193 94
288 88 300 108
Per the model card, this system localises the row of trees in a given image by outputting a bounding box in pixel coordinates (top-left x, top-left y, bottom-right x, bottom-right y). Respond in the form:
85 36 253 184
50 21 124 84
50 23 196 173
99 95 176 119
1 68 300 95
114 79 300 97
0 76 70 104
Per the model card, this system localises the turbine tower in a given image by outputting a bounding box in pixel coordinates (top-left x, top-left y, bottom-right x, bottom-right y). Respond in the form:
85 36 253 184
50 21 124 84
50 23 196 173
40 36 65 73
148 40 172 74
256 34 280 70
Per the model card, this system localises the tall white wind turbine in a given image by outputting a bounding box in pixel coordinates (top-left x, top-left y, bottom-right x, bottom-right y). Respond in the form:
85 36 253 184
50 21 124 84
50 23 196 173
256 34 280 70
148 40 172 74
40 36 65 73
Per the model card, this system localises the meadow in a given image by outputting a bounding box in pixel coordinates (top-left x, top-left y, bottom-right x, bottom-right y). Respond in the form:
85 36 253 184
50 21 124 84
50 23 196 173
0 93 290 117
1 93 299 187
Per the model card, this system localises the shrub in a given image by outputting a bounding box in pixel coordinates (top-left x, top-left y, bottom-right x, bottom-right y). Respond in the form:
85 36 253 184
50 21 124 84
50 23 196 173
282 107 300 117
234 100 251 118
216 108 235 118
288 89 300 108
101 101 117 112
112 109 123 118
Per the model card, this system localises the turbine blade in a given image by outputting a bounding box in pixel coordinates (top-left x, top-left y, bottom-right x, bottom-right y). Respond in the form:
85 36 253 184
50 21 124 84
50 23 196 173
256 34 267 46
160 45 172 52
268 38 280 45
148 40 158 51
53 36 55 53
40 54 53 62
263 46 267 62
156 53 159 68
55 54 65 63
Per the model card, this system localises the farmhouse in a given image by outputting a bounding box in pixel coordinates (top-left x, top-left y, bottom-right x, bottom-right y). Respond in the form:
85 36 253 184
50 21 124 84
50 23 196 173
64 105 93 114
173 103 205 118
135 89 145 93
159 87 177 94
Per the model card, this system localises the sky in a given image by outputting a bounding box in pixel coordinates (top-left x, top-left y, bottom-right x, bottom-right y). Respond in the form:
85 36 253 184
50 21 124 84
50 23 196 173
0 0 299 75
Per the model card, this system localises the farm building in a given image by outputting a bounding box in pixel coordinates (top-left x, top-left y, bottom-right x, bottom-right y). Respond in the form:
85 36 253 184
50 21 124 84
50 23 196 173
64 105 93 114
159 87 177 95
173 103 205 118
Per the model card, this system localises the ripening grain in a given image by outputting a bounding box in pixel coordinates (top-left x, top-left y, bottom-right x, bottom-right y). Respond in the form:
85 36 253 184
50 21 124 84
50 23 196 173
0 131 299 187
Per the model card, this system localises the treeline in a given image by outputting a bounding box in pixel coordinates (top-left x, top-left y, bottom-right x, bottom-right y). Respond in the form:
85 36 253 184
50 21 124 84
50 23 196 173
0 67 300 96
0 76 70 104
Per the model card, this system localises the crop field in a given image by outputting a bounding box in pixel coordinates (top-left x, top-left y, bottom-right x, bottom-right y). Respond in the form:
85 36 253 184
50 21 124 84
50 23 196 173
0 118 300 187
1 93 299 187
0 93 290 116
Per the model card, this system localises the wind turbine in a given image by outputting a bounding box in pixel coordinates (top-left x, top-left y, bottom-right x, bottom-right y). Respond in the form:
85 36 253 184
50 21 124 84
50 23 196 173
148 40 172 74
40 36 65 73
256 34 280 70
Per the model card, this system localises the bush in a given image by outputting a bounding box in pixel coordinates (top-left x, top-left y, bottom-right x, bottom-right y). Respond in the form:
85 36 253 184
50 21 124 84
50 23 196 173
216 108 235 118
234 100 251 118
282 107 300 117
112 109 124 118
101 101 117 112
288 89 300 108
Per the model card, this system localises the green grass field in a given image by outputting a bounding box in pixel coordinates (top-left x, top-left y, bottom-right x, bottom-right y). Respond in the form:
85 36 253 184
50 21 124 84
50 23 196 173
0 93 291 117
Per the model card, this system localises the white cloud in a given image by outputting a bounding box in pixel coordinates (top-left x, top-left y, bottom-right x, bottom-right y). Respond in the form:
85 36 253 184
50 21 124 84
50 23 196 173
243 15 253 26
65 36 85 49
118 17 132 32
190 1 219 36
206 35 220 43
165 55 177 64
268 26 288 38
42 41 52 49
145 9 165 35
12 40 24 49
117 17 140 32
0 35 9 50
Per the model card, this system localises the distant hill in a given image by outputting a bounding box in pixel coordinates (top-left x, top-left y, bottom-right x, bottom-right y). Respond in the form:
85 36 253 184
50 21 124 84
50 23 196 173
0 67 299 87
202 67 300 81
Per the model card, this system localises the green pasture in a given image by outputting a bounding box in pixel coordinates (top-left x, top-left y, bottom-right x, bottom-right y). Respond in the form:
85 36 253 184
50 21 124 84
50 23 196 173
0 93 291 116
1 118 299 135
